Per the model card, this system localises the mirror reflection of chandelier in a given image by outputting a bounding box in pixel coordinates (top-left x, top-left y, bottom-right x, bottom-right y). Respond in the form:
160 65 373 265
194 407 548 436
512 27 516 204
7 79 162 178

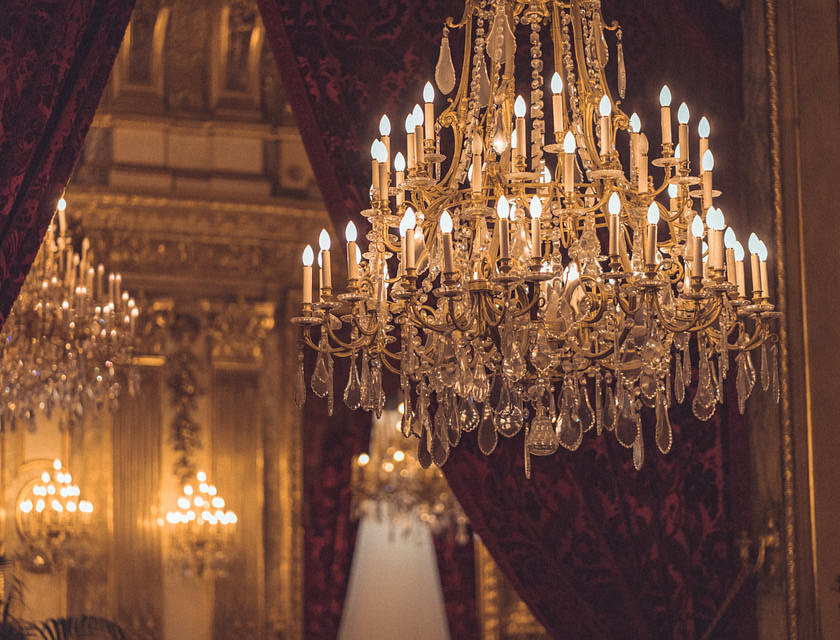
352 404 468 542
165 470 238 578
0 198 140 430
293 0 781 474
16 458 95 571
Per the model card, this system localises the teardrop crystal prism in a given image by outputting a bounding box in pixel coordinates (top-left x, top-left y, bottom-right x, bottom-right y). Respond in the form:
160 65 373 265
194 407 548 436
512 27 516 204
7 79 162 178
595 375 604 436
760 343 771 392
343 355 362 410
494 383 519 437
770 343 780 403
655 389 672 454
432 407 450 466
477 404 498 455
577 383 595 432
617 41 626 99
526 414 559 456
632 425 645 470
417 421 432 469
605 383 616 431
692 340 716 421
459 397 480 432
311 349 331 398
435 34 456 94
502 339 526 381
674 351 685 404
477 55 490 107
294 352 306 408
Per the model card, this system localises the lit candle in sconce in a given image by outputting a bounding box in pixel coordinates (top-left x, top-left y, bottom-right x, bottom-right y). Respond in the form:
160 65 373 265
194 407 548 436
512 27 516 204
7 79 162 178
674 143 681 161
551 72 565 135
599 94 611 159
412 104 425 164
440 210 454 273
374 140 388 200
691 215 704 279
608 192 621 257
706 207 726 271
629 112 641 176
405 113 416 170
748 233 762 298
497 196 510 259
423 82 435 140
394 152 406 206
403 208 416 270
57 197 67 236
757 238 770 298
646 202 660 267
514 95 527 164
701 149 714 210
724 227 737 285
379 114 391 168
668 183 679 213
638 133 649 193
319 229 332 292
659 85 672 146
678 102 690 167
698 116 710 170
370 140 381 198
345 221 359 281
734 240 747 297
563 131 576 194
529 195 542 258
301 245 314 305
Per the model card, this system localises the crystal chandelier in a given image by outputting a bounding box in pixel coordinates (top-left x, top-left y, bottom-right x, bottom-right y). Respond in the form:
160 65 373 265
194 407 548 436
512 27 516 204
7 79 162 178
16 458 95 570
165 470 238 578
352 404 469 542
293 0 781 473
0 197 140 430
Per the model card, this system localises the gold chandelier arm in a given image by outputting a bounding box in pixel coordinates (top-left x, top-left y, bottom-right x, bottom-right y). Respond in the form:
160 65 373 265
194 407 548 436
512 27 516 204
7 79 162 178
301 326 355 358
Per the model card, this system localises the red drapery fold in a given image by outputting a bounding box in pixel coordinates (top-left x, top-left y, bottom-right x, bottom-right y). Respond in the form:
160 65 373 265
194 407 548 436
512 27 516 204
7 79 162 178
259 0 752 638
0 0 136 325
433 533 481 639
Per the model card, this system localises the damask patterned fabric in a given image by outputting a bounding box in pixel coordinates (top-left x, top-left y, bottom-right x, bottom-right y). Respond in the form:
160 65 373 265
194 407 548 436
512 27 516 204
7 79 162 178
0 0 136 325
433 533 481 640
259 1 752 638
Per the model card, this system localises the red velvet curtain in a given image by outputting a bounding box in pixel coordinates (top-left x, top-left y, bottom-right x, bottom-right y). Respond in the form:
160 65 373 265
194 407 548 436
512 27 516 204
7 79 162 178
0 0 136 324
433 534 481 640
259 1 752 638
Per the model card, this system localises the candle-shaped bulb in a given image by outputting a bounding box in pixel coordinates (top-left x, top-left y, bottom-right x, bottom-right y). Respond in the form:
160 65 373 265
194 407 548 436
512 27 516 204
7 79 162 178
748 232 761 254
345 221 357 243
551 72 563 94
678 102 690 124
404 207 416 230
608 192 621 215
542 166 551 183
423 81 434 103
668 183 678 198
757 239 768 261
530 195 542 218
674 143 681 159
724 227 737 248
440 209 453 233
379 114 391 136
412 104 424 126
374 139 387 162
57 198 67 212
317 252 323 268
399 213 409 238
468 163 474 183
514 95 526 118
405 113 415 133
302 245 314 266
647 202 660 225
702 149 715 172
698 116 710 138
598 94 611 117
659 85 672 107
734 241 745 261
394 152 405 172
497 196 509 219
707 207 725 230
319 229 331 251
692 215 704 238
563 131 576 153
564 261 579 284
629 112 641 133
356 245 363 263
370 140 378 159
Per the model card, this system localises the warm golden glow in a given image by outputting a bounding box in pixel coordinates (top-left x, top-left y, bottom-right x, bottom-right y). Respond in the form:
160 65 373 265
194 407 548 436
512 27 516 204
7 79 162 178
440 209 453 233
379 114 391 136
659 84 672 106
678 102 690 124
647 203 660 225
345 221 358 243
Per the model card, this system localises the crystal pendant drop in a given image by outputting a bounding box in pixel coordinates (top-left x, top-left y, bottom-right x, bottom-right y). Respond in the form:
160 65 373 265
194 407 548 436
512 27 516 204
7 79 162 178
557 379 583 451
617 38 626 98
432 406 450 466
446 393 461 446
401 394 414 438
343 355 362 410
494 383 519 437
459 397 480 432
692 340 716 421
577 382 595 432
526 413 559 456
488 4 505 62
359 352 372 411
311 342 331 399
502 339 527 381
595 374 604 435
417 419 432 469
294 351 306 408
472 360 490 402
478 403 498 455
770 343 780 403
760 342 771 391
655 387 672 454
632 425 645 470
435 32 456 94
476 55 491 107
605 382 616 431
674 351 685 404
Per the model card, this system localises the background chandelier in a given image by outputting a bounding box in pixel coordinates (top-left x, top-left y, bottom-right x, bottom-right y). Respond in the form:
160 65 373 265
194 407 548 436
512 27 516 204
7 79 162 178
16 458 95 570
352 403 469 542
0 198 139 430
165 470 238 578
294 0 780 473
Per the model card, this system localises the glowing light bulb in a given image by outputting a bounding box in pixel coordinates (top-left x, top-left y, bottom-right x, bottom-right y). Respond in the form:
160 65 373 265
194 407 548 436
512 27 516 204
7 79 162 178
599 94 611 117
551 72 563 94
57 198 67 211
53 459 62 470
668 183 678 198
629 112 641 134
530 195 542 218
542 166 551 183
496 196 509 220
748 233 761 254
178 497 190 510
692 215 704 238
403 207 416 230
659 85 672 107
678 102 690 124
394 152 405 172
345 221 357 243
197 470 207 482
702 149 714 172
319 229 331 251
440 210 453 233
724 227 737 249
379 114 391 136
404 113 415 133
564 261 579 284
647 202 660 225
370 140 378 159
563 131 576 154
399 214 409 238
514 95 526 118
608 192 621 215
41 472 50 483
734 241 745 261
699 116 711 138
707 207 725 230
412 104 424 126
674 143 681 160
393 450 406 462
184 485 194 496
423 81 434 103
757 239 768 261
357 453 370 466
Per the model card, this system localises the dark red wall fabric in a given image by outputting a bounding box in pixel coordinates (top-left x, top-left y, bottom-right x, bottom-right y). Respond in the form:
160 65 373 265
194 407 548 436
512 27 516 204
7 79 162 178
259 1 752 638
433 533 481 640
0 0 136 325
